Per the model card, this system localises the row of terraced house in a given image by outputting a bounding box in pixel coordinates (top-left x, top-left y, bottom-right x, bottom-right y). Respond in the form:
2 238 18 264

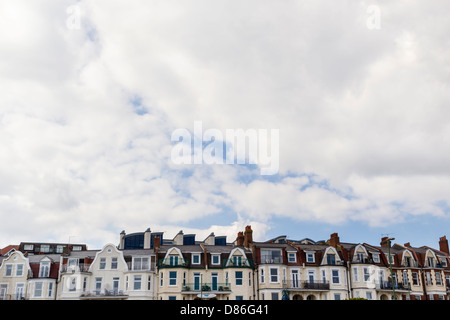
1 226 450 300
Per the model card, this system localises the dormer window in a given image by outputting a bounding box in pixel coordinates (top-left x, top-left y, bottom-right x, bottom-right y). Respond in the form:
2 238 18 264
211 254 220 265
306 252 315 263
404 257 412 267
39 261 50 278
427 257 435 268
191 253 201 265
327 254 336 265
355 253 364 262
372 254 380 263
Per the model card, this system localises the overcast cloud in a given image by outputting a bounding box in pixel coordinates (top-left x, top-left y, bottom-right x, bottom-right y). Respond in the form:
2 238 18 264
0 0 449 248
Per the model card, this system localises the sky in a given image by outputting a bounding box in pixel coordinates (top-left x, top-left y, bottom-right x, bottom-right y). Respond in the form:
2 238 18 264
0 0 449 251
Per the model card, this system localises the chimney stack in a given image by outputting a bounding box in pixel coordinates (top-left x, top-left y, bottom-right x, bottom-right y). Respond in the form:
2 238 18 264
439 236 449 254
329 233 340 248
154 235 161 250
144 228 151 249
119 230 126 250
404 242 411 247
244 225 253 247
236 232 244 247
380 237 390 248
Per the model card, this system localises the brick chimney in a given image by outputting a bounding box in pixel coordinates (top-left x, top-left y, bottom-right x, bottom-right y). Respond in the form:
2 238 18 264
439 236 449 254
329 233 340 248
244 225 253 247
236 231 244 247
380 237 390 248
404 242 411 247
154 235 161 250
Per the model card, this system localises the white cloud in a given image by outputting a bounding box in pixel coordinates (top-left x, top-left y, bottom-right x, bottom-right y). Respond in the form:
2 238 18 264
0 1 449 248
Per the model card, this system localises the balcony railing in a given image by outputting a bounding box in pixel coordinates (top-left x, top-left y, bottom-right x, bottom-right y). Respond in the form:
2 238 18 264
80 290 128 299
260 255 283 264
181 282 231 292
158 258 189 268
0 294 26 301
126 262 156 272
375 281 409 291
282 280 330 291
60 263 91 273
223 258 253 268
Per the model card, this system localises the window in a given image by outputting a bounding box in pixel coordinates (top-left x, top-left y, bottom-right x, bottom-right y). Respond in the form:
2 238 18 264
134 275 142 290
83 277 87 292
261 249 282 264
169 296 177 300
436 272 442 285
111 257 118 269
40 245 50 253
440 258 447 267
113 277 120 293
235 271 243 285
271 292 279 300
334 293 341 300
327 254 336 265
5 265 13 277
69 277 77 291
233 256 243 266
356 253 364 262
403 271 409 285
372 254 380 263
133 257 150 270
260 268 265 283
332 270 340 284
169 271 177 286
236 296 244 300
56 245 64 253
306 253 315 263
24 244 34 251
405 257 412 267
412 272 419 286
427 257 435 267
211 254 220 265
288 252 296 263
48 282 53 297
39 262 50 278
363 268 370 282
366 292 372 300
160 272 163 287
270 268 278 283
16 264 24 277
72 246 82 251
99 258 106 270
426 272 432 286
95 277 102 294
352 267 359 282
192 254 201 265
148 275 152 290
34 282 43 297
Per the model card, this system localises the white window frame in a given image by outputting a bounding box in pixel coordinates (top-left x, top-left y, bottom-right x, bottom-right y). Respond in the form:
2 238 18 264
33 282 43 298
332 269 340 284
287 252 296 263
211 254 221 266
16 264 24 277
352 267 359 282
169 271 177 286
306 252 315 263
191 253 201 265
5 264 13 277
269 267 279 283
39 262 50 278
99 258 106 270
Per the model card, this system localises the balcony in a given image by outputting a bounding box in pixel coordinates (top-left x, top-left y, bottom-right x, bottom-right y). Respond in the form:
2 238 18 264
223 258 253 268
60 263 91 274
181 282 231 293
282 280 330 291
79 290 128 300
260 255 283 264
158 258 189 268
375 281 409 291
126 262 156 272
